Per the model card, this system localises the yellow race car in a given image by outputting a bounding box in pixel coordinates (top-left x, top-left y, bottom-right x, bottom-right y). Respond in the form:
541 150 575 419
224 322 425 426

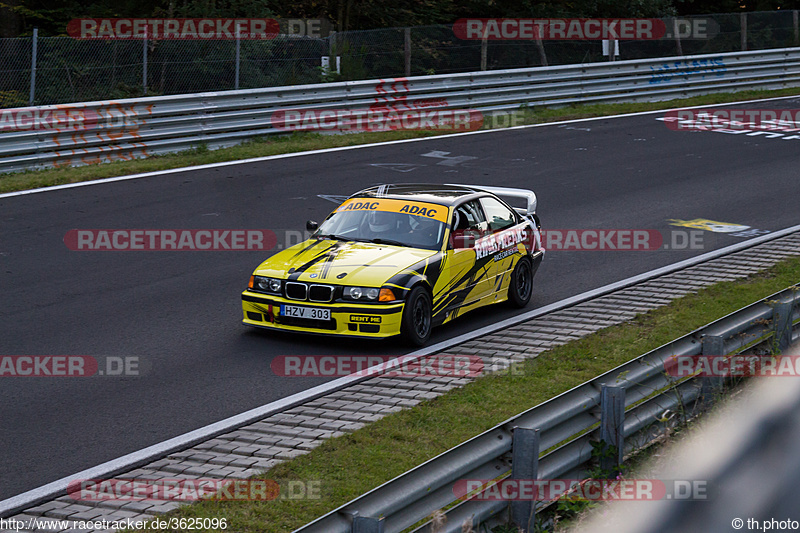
242 183 544 345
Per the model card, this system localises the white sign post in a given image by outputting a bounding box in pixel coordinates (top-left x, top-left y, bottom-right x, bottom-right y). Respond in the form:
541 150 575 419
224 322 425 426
602 39 619 61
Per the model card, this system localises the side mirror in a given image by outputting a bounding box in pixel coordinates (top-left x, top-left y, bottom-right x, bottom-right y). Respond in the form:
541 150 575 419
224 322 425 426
306 220 319 231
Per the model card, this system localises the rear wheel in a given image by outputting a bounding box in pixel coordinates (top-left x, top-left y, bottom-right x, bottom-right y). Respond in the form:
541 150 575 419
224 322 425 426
508 257 533 308
401 286 432 346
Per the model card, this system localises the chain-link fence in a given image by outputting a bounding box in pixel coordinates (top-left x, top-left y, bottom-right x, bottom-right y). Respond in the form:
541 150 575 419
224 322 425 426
1 10 799 109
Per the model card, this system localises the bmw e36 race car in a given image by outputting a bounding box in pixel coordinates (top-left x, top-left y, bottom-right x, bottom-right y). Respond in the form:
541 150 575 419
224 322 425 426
241 183 544 345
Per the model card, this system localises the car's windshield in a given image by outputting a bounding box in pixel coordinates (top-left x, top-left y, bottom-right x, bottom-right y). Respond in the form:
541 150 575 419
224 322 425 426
316 198 448 250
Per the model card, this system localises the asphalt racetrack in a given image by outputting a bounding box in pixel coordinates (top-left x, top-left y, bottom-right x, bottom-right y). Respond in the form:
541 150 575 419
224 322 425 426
2 97 799 500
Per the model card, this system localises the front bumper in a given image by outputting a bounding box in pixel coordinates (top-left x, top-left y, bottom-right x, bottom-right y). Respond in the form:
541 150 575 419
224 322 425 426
241 291 404 339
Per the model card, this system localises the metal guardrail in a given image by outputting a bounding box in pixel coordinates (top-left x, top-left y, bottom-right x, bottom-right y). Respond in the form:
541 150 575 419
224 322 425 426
293 284 800 533
583 344 800 533
2 47 800 174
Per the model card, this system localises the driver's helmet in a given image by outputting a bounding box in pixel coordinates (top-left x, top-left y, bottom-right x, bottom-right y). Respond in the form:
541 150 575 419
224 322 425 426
368 210 395 233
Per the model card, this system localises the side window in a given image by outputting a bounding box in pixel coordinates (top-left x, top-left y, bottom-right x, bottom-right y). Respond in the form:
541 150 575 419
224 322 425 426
453 200 486 230
480 197 517 231
449 200 486 249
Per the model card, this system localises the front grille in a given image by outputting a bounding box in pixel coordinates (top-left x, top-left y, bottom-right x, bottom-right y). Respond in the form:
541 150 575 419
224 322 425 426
309 284 334 302
285 282 308 300
285 281 335 302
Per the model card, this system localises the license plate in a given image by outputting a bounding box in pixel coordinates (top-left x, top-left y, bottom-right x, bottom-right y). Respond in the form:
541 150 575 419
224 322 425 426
281 305 331 321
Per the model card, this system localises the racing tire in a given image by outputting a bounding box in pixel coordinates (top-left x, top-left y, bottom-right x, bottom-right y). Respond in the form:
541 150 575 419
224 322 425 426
508 257 533 308
401 286 432 346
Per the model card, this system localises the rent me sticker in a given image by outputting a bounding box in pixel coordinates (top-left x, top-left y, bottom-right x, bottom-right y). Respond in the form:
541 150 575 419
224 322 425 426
350 315 381 323
336 199 448 223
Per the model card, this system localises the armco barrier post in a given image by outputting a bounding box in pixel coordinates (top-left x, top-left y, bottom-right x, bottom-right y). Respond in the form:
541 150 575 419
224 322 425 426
701 335 725 404
794 11 799 45
536 34 547 66
599 385 625 476
672 18 683 56
404 28 411 76
29 28 38 105
143 27 148 95
510 427 540 531
235 24 241 90
772 301 794 354
352 516 384 533
741 13 748 51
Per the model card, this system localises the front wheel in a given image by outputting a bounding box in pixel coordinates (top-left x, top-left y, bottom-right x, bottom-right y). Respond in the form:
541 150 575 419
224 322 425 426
401 286 432 346
508 257 533 308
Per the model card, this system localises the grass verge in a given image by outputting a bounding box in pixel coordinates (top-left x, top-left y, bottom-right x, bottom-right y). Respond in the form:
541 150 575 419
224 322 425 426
136 254 800 532
4 86 800 195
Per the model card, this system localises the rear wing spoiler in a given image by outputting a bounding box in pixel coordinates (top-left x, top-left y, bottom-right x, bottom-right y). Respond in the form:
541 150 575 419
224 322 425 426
447 184 537 216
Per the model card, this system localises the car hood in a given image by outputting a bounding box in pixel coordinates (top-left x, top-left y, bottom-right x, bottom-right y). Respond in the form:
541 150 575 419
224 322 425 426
253 238 439 286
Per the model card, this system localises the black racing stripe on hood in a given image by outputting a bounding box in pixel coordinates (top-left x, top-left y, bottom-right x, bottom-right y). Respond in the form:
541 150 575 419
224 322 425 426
318 244 343 280
288 240 346 280
290 238 328 260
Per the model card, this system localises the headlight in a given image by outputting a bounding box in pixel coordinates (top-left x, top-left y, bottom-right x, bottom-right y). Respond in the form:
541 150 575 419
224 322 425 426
365 288 380 300
253 276 282 294
343 286 380 301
